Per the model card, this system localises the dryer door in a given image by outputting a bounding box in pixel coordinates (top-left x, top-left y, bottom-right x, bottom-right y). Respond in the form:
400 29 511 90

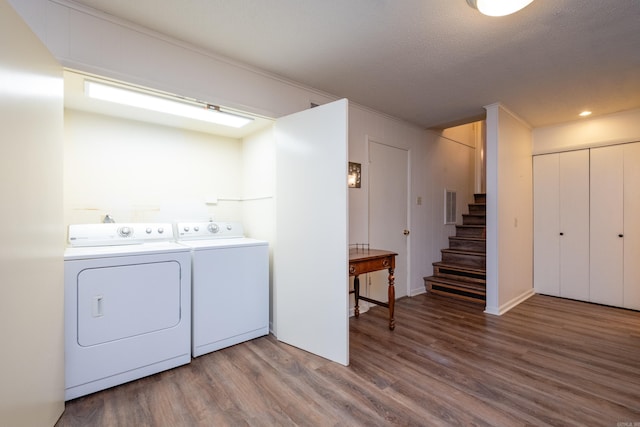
77 261 181 346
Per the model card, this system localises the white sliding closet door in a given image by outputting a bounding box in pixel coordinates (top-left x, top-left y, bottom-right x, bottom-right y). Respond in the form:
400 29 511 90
590 145 624 307
533 154 561 296
623 143 640 310
533 150 589 299
558 150 590 300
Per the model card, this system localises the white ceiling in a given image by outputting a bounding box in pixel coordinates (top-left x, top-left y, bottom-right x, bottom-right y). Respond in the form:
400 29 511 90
69 0 640 129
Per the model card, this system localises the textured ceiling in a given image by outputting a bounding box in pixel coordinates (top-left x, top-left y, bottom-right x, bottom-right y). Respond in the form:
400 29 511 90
69 0 640 129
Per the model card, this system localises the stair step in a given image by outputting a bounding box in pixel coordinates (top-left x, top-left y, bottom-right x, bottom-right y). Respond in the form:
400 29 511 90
424 276 486 293
426 193 487 305
449 236 486 252
462 213 486 226
455 225 486 238
468 203 486 214
441 248 486 269
474 193 486 204
432 262 486 284
424 276 486 303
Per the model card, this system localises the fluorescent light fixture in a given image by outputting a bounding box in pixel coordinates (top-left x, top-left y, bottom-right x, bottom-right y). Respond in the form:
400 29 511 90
85 80 253 128
466 0 535 16
579 111 592 117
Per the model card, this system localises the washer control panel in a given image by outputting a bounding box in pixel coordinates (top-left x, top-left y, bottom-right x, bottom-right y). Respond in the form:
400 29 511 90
176 221 244 240
68 223 174 246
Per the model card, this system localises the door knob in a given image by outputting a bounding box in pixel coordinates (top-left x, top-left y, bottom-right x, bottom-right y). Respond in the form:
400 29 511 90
618 234 624 238
403 229 410 236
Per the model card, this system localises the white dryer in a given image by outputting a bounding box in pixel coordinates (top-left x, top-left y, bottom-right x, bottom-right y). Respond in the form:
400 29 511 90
64 223 191 400
176 221 269 357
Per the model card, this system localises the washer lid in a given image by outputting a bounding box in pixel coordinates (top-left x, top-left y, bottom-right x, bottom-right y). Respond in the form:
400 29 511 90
177 237 268 249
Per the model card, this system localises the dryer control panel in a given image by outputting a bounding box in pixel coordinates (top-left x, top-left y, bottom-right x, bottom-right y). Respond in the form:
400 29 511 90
176 221 244 240
68 223 174 246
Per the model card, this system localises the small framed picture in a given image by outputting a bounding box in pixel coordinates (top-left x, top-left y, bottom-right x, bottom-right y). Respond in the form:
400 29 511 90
348 162 361 188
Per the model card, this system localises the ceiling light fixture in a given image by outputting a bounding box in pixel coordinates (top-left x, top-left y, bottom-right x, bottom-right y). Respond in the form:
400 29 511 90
85 80 253 128
466 0 535 16
579 111 592 117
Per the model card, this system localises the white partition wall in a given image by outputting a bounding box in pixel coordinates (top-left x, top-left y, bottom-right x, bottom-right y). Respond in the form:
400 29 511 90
0 1 65 424
274 99 349 366
484 103 534 315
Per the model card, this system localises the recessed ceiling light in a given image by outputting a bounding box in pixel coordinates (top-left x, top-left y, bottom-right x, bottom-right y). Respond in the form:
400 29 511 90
466 0 535 17
579 111 592 117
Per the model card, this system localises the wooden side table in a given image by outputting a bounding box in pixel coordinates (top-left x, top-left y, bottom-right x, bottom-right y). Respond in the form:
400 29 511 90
348 248 397 330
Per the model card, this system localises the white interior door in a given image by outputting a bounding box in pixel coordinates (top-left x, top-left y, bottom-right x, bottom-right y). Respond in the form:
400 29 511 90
274 99 349 366
0 1 65 424
590 145 624 306
368 141 409 301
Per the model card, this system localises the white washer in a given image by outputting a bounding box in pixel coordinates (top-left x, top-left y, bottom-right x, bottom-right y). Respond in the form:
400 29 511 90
64 223 191 400
176 221 269 357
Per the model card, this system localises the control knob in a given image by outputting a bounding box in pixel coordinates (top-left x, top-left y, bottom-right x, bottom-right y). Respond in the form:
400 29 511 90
208 223 220 234
118 226 132 237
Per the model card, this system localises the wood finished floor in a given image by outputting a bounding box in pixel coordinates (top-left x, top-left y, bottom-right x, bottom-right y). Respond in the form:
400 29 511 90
56 294 640 426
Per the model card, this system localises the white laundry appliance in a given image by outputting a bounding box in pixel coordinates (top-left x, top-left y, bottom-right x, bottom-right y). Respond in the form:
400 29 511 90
64 223 191 400
176 221 269 357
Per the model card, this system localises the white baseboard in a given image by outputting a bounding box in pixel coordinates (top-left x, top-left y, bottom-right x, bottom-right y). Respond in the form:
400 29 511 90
409 287 427 297
484 288 535 316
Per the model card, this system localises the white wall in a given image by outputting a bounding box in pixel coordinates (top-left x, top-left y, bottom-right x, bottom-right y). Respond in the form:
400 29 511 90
533 108 640 153
241 126 276 240
241 126 276 329
64 109 245 226
485 103 534 315
435 121 478 215
0 0 65 424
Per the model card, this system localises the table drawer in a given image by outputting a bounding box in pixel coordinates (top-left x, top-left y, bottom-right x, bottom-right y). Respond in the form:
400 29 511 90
349 256 394 276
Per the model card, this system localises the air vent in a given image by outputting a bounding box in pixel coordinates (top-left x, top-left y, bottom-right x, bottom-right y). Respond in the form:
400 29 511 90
445 189 457 224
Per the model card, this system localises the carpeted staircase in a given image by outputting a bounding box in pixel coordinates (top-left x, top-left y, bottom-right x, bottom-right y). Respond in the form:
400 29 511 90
423 194 486 303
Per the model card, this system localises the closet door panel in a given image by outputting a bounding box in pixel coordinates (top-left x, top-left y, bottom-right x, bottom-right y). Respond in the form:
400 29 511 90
533 154 560 296
624 142 640 310
559 150 590 300
590 145 624 307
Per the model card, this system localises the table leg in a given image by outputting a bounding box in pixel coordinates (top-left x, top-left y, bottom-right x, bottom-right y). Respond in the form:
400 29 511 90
388 268 395 330
354 274 360 318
